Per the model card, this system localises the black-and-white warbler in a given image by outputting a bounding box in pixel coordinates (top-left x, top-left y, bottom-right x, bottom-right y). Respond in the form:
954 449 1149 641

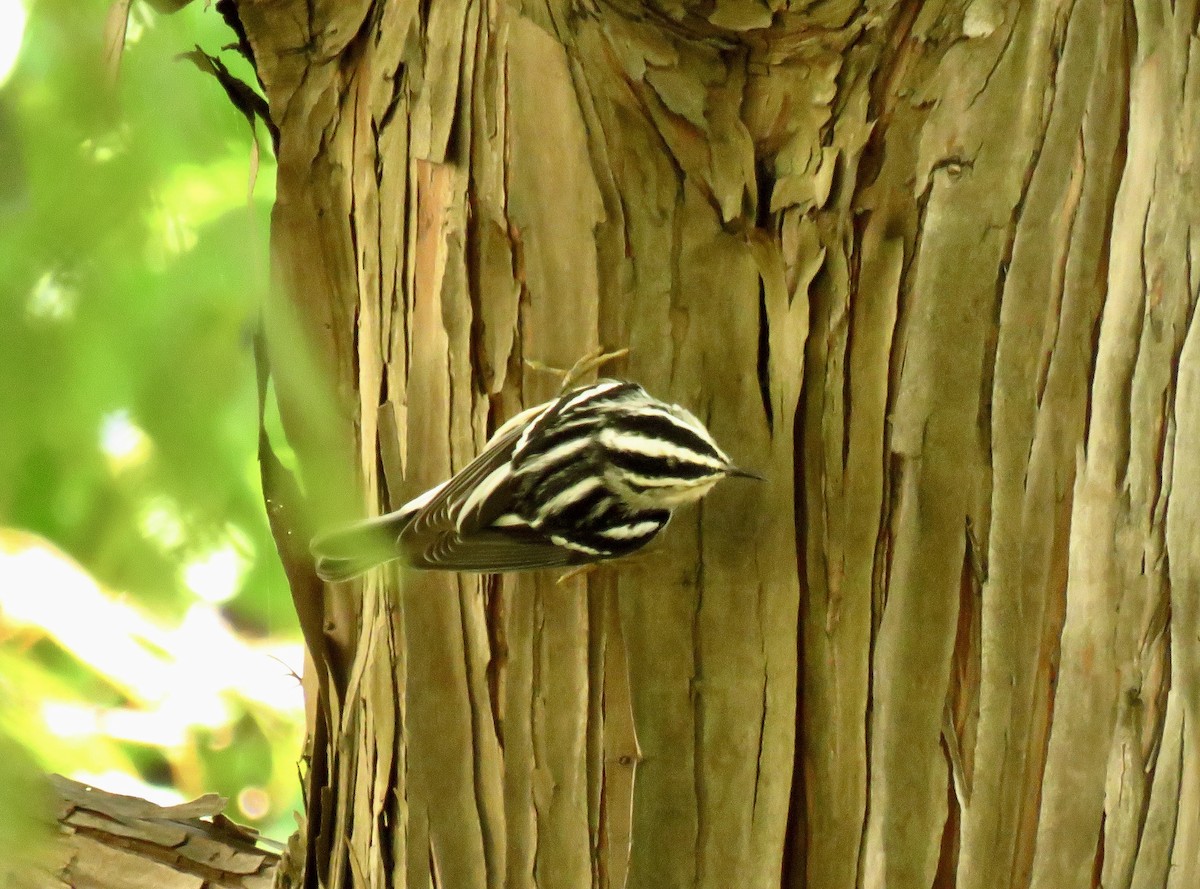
310 379 759 580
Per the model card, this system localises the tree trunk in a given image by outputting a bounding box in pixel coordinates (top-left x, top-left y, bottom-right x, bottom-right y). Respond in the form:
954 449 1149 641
227 1 1200 887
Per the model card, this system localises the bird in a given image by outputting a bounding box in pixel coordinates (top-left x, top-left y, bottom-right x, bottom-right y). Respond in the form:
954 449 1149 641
309 378 760 581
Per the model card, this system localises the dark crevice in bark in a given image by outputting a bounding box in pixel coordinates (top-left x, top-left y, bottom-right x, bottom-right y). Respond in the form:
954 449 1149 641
529 581 546 868
779 350 809 889
1031 127 1086 420
584 581 606 884
752 155 776 433
853 0 922 195
936 524 984 889
1014 500 1072 887
400 108 415 386
691 502 707 887
666 177 687 387
217 0 256 68
378 63 407 136
597 755 611 889
348 67 363 413
465 191 491 395
378 348 390 406
484 573 508 750
216 0 279 150
840 273 855 474
428 834 441 889
931 754 961 889
1112 191 1157 491
376 440 392 513
753 157 774 231
757 276 775 433
612 1 740 49
749 652 769 820
954 516 985 776
966 7 1023 111
372 136 388 416
378 706 399 884
458 580 496 889
307 712 332 889
356 1 387 60
1092 811 1106 887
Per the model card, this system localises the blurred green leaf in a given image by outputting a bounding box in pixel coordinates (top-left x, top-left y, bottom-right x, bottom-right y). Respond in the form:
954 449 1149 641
0 0 303 840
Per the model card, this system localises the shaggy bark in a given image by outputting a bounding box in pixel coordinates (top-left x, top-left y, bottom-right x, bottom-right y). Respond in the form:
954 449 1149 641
6 775 279 888
223 1 1200 887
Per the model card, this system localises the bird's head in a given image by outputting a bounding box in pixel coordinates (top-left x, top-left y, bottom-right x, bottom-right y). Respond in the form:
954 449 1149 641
598 398 761 510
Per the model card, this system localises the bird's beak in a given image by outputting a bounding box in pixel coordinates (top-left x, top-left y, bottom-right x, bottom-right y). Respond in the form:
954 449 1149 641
725 465 765 481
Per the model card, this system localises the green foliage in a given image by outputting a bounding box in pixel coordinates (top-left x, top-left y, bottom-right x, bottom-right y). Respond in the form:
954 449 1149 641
0 730 56 872
0 0 303 840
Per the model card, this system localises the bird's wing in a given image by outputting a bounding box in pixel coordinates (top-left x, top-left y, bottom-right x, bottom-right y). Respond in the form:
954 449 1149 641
307 405 548 580
409 529 585 572
402 401 550 540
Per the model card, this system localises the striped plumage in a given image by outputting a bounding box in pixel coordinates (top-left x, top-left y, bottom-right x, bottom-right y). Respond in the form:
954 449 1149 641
310 379 757 580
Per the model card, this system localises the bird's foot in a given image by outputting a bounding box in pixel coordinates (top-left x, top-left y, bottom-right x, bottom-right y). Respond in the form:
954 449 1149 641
556 563 601 586
562 346 629 390
526 346 630 393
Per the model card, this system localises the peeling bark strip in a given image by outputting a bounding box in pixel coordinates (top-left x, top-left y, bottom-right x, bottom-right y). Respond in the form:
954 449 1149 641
6 775 278 889
227 0 1198 887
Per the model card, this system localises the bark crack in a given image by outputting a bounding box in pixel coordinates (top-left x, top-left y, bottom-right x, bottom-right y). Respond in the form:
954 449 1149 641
692 499 707 889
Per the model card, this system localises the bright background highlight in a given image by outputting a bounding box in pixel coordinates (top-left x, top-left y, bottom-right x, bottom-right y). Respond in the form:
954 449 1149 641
0 0 304 842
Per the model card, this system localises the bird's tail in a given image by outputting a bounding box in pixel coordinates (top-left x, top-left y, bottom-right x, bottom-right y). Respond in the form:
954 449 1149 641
310 512 410 582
